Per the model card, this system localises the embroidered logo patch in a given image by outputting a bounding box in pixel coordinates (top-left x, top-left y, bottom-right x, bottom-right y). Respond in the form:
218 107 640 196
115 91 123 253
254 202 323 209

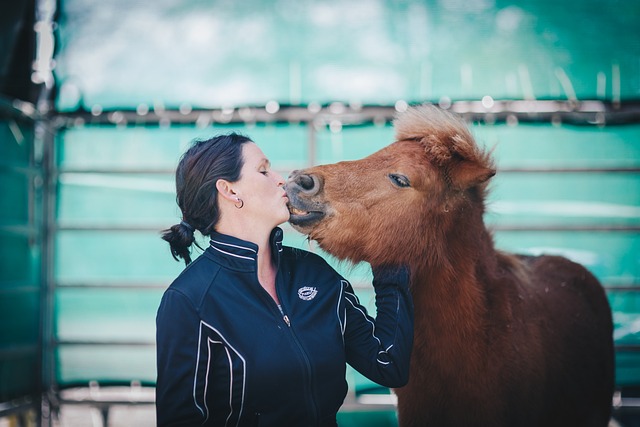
297 286 318 301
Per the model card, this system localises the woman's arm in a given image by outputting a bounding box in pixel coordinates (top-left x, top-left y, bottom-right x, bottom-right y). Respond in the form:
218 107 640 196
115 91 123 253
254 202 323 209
343 266 414 388
156 289 206 426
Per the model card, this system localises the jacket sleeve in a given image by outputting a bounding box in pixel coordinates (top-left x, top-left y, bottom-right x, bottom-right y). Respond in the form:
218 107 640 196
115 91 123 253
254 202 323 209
156 288 206 426
343 266 414 388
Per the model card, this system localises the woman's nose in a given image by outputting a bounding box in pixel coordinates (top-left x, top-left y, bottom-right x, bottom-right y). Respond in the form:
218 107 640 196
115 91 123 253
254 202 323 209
274 171 285 186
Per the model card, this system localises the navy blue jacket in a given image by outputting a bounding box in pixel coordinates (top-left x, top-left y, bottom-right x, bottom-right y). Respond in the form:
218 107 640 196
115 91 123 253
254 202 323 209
156 228 413 427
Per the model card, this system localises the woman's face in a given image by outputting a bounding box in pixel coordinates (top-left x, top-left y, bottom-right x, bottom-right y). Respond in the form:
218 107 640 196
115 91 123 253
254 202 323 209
234 142 290 228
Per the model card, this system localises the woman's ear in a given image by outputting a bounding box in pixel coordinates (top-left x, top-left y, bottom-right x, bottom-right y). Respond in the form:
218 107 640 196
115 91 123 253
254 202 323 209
216 179 237 202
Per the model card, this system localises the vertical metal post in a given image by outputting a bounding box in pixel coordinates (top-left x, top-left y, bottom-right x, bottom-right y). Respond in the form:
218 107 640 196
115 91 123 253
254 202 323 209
32 114 44 427
37 119 56 427
307 120 317 168
33 0 57 423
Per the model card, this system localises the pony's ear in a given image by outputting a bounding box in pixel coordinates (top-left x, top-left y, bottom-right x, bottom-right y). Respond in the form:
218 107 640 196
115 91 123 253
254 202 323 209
447 159 496 190
421 133 496 190
444 133 496 190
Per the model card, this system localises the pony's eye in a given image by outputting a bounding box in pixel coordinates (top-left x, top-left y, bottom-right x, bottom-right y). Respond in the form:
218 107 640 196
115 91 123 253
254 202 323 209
388 173 410 188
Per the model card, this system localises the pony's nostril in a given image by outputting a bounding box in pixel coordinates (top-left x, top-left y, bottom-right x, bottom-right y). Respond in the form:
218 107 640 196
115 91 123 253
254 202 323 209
297 174 317 192
288 171 321 196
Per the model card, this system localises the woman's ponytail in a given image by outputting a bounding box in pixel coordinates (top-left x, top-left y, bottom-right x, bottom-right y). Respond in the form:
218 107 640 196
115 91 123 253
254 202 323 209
161 220 198 266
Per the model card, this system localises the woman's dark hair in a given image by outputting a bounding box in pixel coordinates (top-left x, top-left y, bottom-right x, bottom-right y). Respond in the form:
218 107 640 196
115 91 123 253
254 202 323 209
162 132 253 265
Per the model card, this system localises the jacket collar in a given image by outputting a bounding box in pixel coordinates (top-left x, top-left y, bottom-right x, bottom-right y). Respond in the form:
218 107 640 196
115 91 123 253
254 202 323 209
207 227 284 272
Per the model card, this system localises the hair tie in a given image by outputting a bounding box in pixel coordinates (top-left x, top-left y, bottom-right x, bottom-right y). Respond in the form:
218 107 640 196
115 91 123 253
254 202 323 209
180 220 195 233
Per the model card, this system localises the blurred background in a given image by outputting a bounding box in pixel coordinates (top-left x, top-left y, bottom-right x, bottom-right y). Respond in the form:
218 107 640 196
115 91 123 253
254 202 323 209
1 0 639 426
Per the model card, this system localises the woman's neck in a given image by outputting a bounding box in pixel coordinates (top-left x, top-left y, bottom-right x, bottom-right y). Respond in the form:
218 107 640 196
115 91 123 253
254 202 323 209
216 214 269 244
257 242 279 304
216 221 280 304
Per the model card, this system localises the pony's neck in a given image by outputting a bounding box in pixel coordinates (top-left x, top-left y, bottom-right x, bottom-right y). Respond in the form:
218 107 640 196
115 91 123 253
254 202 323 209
411 208 497 332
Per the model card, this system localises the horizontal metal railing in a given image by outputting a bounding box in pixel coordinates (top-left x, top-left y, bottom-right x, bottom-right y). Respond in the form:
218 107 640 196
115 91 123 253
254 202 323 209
53 99 640 128
44 223 640 233
0 397 37 417
0 95 41 122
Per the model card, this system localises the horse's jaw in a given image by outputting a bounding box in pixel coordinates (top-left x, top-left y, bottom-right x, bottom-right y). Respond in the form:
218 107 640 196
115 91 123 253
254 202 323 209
286 203 326 233
288 210 326 232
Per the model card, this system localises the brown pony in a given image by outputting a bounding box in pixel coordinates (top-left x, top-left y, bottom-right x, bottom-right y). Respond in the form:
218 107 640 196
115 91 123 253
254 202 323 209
285 105 614 427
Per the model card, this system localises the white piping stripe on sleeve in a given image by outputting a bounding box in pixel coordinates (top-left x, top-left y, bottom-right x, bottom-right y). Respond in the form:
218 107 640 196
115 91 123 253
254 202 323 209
377 347 393 365
210 239 257 253
193 321 206 417
222 346 234 427
345 292 382 346
337 281 346 338
203 339 213 423
196 321 246 427
345 290 393 366
209 244 256 261
208 341 235 426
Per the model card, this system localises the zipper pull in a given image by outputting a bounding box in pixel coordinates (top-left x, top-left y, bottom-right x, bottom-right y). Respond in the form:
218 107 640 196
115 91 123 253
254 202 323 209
277 304 291 327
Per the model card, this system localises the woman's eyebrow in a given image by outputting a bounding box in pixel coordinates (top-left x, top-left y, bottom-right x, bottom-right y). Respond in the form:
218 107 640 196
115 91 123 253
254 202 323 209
259 158 271 168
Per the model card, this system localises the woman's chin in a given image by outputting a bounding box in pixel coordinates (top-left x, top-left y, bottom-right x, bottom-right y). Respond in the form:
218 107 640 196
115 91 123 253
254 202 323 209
274 210 291 228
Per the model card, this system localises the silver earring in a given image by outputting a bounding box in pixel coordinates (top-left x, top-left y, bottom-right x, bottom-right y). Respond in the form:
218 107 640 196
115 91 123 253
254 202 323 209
234 198 244 209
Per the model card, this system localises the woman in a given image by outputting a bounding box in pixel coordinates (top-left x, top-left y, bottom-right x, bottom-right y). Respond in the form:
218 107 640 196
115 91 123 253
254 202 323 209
157 133 413 427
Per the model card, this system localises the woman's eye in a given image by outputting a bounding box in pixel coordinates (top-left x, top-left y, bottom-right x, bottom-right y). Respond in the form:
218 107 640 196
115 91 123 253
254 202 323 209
260 170 268 175
388 173 410 188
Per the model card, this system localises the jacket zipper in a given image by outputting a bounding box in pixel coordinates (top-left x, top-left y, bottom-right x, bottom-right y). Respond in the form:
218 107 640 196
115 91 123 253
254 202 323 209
254 260 319 424
273 276 319 425
278 305 318 424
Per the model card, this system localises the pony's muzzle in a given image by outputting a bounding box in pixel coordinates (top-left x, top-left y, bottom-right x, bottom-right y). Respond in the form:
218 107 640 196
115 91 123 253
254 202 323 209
285 171 326 229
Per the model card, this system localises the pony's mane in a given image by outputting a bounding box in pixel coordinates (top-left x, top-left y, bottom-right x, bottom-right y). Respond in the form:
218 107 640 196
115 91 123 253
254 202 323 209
393 105 493 172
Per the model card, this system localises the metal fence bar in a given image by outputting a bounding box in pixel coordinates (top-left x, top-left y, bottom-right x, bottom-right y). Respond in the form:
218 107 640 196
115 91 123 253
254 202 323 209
39 117 57 427
55 282 168 289
49 166 640 175
0 96 41 122
52 100 640 128
54 340 155 346
0 397 37 417
607 286 640 292
498 167 640 173
53 282 640 290
614 345 640 353
489 225 640 232
50 223 640 232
